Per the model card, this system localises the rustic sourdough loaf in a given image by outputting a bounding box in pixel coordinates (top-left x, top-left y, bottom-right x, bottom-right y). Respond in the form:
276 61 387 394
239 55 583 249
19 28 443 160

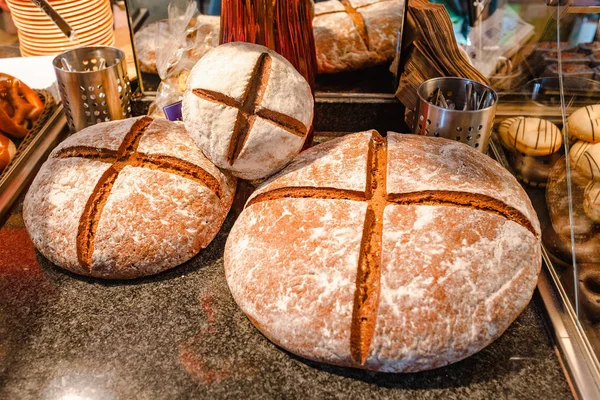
225 131 541 372
313 0 404 73
23 117 236 279
182 42 314 181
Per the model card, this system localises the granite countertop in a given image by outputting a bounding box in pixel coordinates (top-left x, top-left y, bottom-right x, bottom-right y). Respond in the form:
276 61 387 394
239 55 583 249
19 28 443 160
0 200 574 400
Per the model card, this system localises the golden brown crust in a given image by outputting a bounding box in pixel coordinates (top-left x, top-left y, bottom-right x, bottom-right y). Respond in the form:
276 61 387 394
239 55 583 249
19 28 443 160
568 105 600 143
387 190 536 236
498 117 562 157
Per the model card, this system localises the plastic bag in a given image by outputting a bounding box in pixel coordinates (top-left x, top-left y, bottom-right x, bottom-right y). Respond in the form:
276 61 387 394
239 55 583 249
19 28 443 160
148 0 220 118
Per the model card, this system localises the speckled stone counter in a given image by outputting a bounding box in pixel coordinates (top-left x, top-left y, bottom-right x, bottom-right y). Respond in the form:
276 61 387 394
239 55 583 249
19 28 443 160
0 201 574 400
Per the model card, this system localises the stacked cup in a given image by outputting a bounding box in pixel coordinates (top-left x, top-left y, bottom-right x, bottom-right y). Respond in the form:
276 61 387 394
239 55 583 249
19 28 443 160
6 0 114 57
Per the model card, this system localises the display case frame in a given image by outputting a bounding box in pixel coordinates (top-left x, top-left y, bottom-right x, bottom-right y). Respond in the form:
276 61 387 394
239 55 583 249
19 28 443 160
476 1 600 396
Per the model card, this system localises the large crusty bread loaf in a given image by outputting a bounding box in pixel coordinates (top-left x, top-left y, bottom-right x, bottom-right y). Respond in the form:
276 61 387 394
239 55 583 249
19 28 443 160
225 131 541 372
24 117 236 279
314 0 403 73
182 42 314 181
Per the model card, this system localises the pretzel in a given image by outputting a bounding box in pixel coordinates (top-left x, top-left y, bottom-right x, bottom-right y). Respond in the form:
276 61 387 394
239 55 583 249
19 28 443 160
0 73 44 139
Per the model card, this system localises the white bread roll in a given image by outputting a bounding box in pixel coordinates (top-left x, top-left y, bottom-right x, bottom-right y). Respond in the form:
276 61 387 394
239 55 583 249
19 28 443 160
183 42 314 181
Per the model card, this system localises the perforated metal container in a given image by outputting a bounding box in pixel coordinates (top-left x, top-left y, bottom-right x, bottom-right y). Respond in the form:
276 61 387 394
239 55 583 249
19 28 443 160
414 77 498 153
53 46 132 132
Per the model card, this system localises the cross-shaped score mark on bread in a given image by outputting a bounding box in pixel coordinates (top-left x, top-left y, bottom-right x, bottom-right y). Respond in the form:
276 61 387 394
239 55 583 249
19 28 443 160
192 53 308 166
340 0 370 50
247 131 537 365
52 117 223 271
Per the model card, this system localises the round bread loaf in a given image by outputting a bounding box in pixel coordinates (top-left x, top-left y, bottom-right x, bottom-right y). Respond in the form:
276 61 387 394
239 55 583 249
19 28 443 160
313 0 403 73
567 105 600 143
569 140 594 186
505 151 561 188
182 42 314 181
24 117 236 279
498 117 562 156
572 141 600 182
225 131 541 372
579 264 600 322
543 224 600 266
547 157 595 241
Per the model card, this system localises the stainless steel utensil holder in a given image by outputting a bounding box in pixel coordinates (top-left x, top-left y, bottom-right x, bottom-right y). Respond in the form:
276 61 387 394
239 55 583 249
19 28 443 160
414 77 498 153
53 46 132 132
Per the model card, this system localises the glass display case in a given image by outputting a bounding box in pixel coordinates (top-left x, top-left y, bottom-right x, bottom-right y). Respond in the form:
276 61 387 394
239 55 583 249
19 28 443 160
464 1 600 398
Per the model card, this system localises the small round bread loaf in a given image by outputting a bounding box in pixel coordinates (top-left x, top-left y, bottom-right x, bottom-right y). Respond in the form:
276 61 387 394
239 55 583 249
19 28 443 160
567 105 600 143
225 131 541 372
572 141 600 181
182 42 314 181
570 140 594 185
498 117 562 156
543 224 600 266
313 0 404 73
24 117 236 279
505 151 561 188
579 264 600 322
547 158 596 241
